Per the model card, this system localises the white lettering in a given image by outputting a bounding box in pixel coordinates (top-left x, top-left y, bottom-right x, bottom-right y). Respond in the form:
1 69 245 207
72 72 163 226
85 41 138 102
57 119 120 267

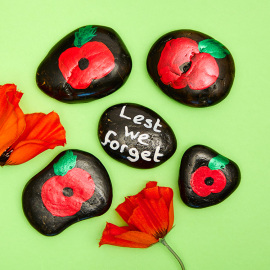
153 146 164 162
141 151 151 161
138 133 149 145
143 118 152 129
153 118 162 133
110 140 120 150
124 126 140 140
119 105 131 119
133 115 144 124
101 130 117 146
120 144 128 153
127 148 139 162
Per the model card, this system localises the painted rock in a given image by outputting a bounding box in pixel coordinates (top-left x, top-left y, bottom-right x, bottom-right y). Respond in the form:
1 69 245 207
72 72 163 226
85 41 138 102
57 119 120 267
147 30 235 107
179 145 240 208
36 25 132 103
98 103 177 169
22 150 112 235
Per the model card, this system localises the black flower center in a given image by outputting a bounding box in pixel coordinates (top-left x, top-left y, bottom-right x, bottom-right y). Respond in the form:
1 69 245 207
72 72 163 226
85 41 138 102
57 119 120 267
78 58 89 70
0 147 13 166
204 177 214 186
62 187 74 197
179 61 192 73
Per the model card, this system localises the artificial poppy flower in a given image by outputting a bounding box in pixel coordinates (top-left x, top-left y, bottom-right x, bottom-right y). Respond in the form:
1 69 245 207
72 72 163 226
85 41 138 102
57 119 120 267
157 37 219 90
0 84 66 166
100 181 185 269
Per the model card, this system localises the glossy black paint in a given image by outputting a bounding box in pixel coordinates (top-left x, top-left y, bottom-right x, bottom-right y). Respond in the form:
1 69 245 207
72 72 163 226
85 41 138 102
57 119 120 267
36 26 132 103
179 145 240 208
147 29 235 108
98 103 177 169
22 150 112 236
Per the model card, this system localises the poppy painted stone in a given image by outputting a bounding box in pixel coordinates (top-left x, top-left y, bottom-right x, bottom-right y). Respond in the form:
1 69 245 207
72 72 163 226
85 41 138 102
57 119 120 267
147 30 235 107
98 103 177 169
179 145 240 208
22 150 112 235
36 25 132 103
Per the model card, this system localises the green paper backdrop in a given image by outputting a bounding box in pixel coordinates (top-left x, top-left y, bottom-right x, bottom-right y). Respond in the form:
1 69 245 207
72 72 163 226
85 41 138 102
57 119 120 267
0 0 269 269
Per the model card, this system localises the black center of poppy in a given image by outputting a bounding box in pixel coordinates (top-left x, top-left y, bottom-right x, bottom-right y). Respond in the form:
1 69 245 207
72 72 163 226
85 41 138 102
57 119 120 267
179 61 192 73
78 58 89 70
204 177 214 186
63 187 74 197
0 147 13 166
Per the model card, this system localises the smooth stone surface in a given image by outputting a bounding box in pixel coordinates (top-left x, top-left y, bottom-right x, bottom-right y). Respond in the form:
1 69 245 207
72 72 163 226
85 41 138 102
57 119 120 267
147 29 235 107
36 25 132 103
98 103 177 169
179 145 240 208
22 150 112 236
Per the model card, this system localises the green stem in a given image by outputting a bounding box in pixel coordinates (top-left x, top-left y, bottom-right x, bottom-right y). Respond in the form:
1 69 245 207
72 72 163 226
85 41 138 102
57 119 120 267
159 238 185 270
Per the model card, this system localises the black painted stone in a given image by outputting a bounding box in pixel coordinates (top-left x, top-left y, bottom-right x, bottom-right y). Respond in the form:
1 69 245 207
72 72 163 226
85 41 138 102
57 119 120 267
22 150 112 236
147 29 235 107
179 145 240 208
36 25 132 103
98 103 177 169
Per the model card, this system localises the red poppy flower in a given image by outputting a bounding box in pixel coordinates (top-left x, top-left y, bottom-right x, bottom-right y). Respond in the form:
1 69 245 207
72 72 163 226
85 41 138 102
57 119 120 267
190 166 226 197
100 181 185 269
0 84 66 166
157 37 219 90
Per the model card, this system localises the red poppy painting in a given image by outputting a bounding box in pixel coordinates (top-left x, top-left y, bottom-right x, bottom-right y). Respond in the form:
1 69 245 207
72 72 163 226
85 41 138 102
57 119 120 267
157 37 219 90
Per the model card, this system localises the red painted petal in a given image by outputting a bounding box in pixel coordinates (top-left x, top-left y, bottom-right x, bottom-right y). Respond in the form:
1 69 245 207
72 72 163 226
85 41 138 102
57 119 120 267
209 170 227 193
187 53 219 90
171 75 188 89
158 38 199 88
0 84 25 156
159 66 180 85
99 223 154 248
7 112 66 165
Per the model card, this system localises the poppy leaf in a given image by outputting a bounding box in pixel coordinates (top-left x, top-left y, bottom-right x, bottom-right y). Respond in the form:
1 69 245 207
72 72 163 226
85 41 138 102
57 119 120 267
208 154 229 170
53 150 77 176
198 39 230 59
74 25 97 48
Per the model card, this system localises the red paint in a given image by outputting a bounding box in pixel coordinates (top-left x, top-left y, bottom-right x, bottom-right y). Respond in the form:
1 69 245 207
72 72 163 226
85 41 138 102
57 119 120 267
157 38 219 90
190 166 226 197
41 168 95 217
59 41 115 89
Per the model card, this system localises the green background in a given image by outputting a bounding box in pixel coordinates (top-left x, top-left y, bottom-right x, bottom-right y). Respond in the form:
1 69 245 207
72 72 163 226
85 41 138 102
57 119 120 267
0 0 269 269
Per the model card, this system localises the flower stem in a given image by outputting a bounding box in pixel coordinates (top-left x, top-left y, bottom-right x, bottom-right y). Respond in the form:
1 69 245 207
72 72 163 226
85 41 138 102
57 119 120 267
159 238 185 270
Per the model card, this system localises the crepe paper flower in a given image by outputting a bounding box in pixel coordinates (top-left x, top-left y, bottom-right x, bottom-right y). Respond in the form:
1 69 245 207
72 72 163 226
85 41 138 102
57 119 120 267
99 181 185 270
0 84 66 166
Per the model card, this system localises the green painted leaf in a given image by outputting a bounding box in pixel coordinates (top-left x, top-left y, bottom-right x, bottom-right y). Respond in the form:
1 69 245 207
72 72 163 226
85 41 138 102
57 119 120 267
198 39 230 59
208 155 229 170
53 150 77 176
74 25 97 48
